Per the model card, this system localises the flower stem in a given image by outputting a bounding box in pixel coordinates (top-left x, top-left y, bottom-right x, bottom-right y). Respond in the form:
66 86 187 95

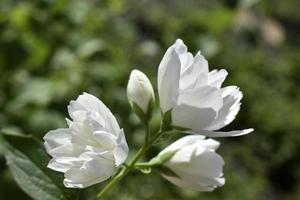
96 128 164 199
145 121 150 145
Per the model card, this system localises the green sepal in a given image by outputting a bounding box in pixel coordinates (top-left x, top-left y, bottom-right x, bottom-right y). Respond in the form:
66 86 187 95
171 125 190 132
156 166 180 178
139 167 152 174
161 110 172 132
131 98 153 124
148 149 178 166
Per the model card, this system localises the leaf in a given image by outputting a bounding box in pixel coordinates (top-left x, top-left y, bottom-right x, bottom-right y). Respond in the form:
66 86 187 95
1 132 79 200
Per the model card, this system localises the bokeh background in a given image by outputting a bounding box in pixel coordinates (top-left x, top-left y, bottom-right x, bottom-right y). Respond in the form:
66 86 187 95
1 0 300 199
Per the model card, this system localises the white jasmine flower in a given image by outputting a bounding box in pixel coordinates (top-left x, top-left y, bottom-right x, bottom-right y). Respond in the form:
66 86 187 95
158 135 225 191
43 92 129 188
157 39 253 137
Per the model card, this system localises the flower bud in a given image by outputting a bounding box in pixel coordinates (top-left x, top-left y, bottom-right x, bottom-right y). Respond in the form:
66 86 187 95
156 135 225 191
127 69 155 121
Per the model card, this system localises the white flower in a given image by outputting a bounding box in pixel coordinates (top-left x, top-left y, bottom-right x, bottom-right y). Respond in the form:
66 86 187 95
43 92 129 188
158 39 253 137
127 69 155 115
158 135 225 191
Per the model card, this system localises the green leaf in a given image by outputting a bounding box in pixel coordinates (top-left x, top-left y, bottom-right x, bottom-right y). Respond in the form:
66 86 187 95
1 132 79 200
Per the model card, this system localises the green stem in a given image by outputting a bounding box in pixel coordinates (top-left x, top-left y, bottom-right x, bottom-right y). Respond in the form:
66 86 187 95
145 121 150 145
96 129 164 199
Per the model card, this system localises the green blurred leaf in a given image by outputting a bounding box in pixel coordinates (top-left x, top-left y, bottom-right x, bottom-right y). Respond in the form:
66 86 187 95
77 39 105 59
1 132 79 200
14 78 54 106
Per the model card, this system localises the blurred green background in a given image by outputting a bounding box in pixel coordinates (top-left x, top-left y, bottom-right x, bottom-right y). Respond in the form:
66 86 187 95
1 0 300 199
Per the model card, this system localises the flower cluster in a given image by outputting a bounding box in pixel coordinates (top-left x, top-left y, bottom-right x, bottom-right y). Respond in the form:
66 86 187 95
44 39 253 196
44 93 128 188
158 39 252 137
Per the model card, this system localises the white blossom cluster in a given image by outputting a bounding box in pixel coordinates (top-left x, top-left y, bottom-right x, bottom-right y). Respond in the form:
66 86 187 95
44 39 253 192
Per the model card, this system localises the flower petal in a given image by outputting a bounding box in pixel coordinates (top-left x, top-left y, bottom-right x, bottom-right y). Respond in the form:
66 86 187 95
208 69 228 88
47 143 85 158
113 129 129 166
159 135 205 155
172 104 217 130
206 86 242 130
173 39 193 71
187 128 254 137
48 157 83 173
189 150 224 177
177 86 223 111
158 46 181 113
180 53 209 91
162 173 224 192
63 156 115 188
93 130 117 149
43 129 71 153
195 138 220 151
68 92 120 134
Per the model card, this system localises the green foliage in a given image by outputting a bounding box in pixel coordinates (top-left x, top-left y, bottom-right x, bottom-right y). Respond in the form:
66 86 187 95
1 132 78 200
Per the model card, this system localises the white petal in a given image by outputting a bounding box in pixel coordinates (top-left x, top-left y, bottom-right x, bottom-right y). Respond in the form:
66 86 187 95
63 157 116 188
67 101 86 121
163 147 224 191
47 143 85 157
113 129 129 166
48 157 83 173
206 86 243 130
187 128 254 137
188 150 224 177
68 92 120 134
173 39 193 71
79 151 114 162
158 46 181 113
167 144 196 163
88 111 106 130
159 135 205 155
208 69 228 88
43 129 71 153
193 52 209 74
179 53 209 91
93 130 117 149
177 86 223 111
195 138 220 151
162 174 224 192
48 159 71 173
172 104 217 130
69 120 100 147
